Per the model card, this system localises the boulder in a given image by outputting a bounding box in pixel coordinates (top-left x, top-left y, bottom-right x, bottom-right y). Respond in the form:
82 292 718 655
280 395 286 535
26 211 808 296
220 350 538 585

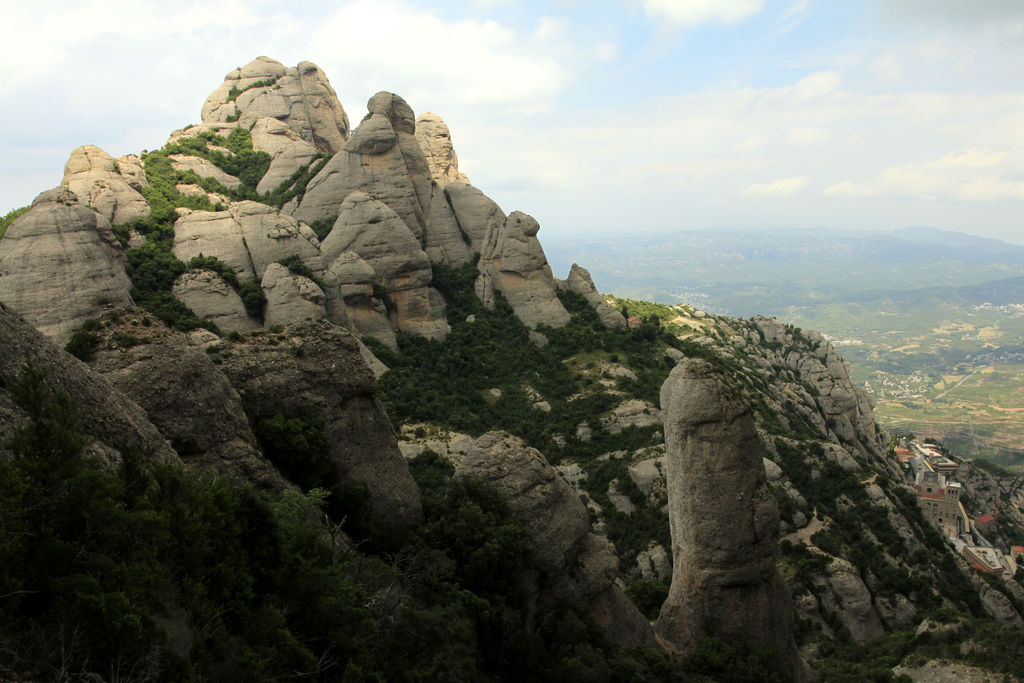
202 57 349 155
293 92 432 241
456 431 657 648
657 359 807 680
323 251 396 349
168 154 241 190
0 188 133 343
61 145 150 226
172 270 260 334
601 399 662 434
322 192 447 340
443 182 505 255
820 557 886 642
261 262 326 328
564 264 627 329
415 112 469 187
217 319 423 546
243 114 319 195
115 154 148 191
475 210 570 329
172 202 323 284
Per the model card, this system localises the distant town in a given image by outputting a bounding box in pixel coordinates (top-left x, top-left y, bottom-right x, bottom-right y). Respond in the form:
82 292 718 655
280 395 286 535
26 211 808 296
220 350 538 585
895 440 1022 577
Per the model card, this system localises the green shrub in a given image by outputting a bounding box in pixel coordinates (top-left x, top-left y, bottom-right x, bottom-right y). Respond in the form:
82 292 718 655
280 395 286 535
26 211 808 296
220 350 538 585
0 205 29 240
64 330 99 362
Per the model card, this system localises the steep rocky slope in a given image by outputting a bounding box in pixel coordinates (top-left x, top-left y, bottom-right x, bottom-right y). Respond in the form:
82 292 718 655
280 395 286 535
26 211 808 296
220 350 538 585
1 55 1022 681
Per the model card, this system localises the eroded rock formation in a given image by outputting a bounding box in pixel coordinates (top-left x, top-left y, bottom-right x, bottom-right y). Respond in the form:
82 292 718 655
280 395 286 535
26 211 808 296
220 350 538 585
0 188 133 343
415 112 469 187
217 320 423 546
563 263 627 329
201 56 349 155
294 92 432 240
456 431 656 648
475 210 569 329
0 302 177 464
62 145 150 225
657 359 806 678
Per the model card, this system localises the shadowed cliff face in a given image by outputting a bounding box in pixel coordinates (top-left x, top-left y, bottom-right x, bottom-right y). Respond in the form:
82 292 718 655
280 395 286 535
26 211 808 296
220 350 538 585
657 358 808 679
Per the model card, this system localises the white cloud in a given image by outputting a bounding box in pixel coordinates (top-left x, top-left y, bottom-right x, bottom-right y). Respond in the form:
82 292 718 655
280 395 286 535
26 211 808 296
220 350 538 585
824 150 1024 202
742 177 808 197
787 127 832 145
640 0 764 29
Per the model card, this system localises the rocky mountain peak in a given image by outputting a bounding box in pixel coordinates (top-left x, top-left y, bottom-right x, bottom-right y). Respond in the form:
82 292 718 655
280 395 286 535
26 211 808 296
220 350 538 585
415 112 469 187
201 56 349 155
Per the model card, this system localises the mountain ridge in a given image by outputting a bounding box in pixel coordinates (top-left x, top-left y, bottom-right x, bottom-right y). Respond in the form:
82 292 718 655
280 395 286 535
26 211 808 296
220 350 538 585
0 55 1022 681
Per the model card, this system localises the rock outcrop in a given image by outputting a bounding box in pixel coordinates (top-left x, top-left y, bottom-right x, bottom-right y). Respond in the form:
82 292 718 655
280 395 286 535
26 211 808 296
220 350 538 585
172 202 323 283
756 317 886 456
168 154 241 190
217 320 423 546
443 182 504 255
422 184 473 266
172 270 260 335
293 92 432 239
62 145 150 225
0 302 177 465
201 57 349 155
657 359 805 679
115 154 148 191
322 192 447 340
322 251 396 349
261 262 326 328
563 264 627 329
475 210 570 330
0 188 133 343
414 112 469 187
84 310 284 489
243 113 320 195
456 431 656 649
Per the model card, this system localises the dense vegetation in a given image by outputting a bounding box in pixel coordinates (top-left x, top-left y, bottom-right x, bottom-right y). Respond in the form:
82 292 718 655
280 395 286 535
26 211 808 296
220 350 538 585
369 263 679 572
0 359 793 681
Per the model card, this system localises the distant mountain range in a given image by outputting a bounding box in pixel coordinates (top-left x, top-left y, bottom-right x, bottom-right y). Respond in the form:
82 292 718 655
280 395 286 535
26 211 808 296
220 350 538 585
546 227 1024 317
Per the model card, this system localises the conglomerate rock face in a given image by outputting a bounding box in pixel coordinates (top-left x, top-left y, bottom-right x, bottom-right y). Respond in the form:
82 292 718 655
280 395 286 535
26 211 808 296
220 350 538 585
62 145 150 225
456 431 656 649
657 359 806 679
172 201 324 284
216 320 423 546
475 210 570 330
84 311 285 490
563 263 627 329
0 188 133 343
414 112 469 187
0 302 178 465
201 56 349 155
293 91 432 241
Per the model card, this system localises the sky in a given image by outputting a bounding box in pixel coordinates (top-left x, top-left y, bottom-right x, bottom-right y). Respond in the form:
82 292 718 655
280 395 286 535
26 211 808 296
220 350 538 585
2 0 1024 245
